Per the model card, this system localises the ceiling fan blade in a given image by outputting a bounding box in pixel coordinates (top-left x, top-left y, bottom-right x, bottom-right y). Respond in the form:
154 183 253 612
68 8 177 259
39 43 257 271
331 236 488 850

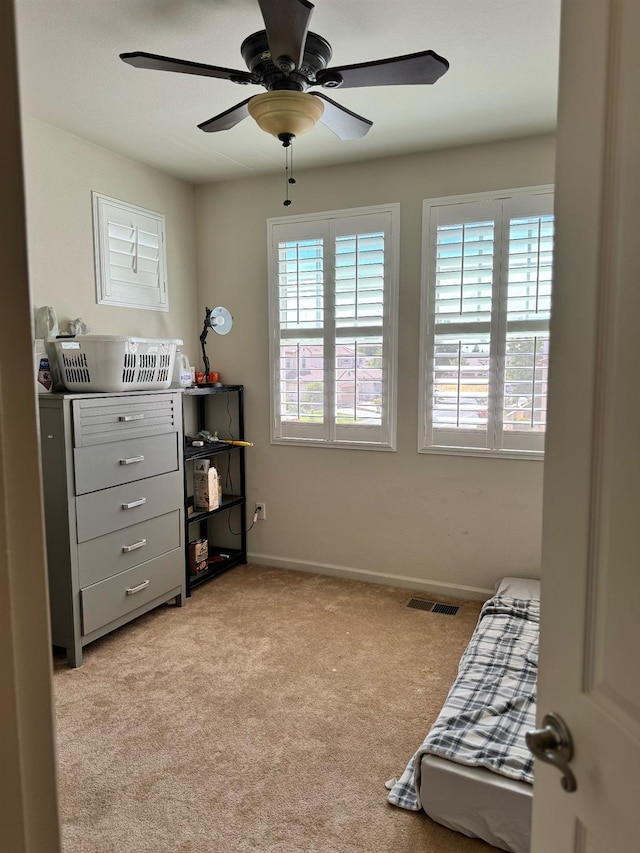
316 50 449 89
311 93 372 140
198 98 253 132
120 52 256 85
256 0 314 70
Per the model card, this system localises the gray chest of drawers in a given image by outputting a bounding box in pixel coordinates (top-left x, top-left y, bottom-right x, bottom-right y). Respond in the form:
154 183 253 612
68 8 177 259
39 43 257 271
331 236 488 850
38 390 185 666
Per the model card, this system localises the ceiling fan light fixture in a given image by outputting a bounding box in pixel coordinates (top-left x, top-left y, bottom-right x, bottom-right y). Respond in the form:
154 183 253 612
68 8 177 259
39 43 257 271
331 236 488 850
248 91 324 141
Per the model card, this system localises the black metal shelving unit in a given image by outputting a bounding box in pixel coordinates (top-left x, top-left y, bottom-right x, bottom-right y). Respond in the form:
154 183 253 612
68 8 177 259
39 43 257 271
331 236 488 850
182 385 247 594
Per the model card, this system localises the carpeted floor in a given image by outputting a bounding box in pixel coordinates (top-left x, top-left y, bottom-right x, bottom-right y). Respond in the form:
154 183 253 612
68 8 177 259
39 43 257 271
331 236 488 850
52 564 496 852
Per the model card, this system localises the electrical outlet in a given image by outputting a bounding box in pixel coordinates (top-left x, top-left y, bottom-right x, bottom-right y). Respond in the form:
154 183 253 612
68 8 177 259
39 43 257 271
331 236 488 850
255 502 266 521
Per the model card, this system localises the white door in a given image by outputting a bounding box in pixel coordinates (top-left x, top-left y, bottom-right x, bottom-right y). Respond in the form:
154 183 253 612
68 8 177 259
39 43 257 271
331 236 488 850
532 0 640 850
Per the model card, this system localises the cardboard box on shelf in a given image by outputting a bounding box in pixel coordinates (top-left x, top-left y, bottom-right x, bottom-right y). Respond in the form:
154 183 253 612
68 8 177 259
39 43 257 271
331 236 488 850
193 458 220 511
189 538 208 575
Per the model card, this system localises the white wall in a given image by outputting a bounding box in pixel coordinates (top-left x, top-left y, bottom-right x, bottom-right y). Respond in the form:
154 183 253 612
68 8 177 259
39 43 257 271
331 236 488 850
18 121 554 598
195 134 555 597
21 117 198 343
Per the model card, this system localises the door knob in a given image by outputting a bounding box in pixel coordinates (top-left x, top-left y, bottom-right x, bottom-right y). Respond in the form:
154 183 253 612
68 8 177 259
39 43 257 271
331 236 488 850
525 711 577 792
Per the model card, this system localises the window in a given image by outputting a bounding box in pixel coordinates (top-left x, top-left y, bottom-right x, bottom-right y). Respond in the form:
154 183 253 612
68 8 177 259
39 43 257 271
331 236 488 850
419 187 554 458
92 192 168 311
268 205 399 449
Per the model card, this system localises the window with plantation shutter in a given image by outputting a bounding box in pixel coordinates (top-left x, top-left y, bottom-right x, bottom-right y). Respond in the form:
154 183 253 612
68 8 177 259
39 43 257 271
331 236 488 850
419 187 554 458
92 192 168 311
268 205 399 449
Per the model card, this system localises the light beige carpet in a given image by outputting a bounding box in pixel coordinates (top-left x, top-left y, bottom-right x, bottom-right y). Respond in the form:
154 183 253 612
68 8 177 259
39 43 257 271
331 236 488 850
53 564 496 852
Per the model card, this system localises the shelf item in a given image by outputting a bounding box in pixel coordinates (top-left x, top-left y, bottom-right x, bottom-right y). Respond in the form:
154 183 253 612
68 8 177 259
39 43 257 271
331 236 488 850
188 538 208 575
182 385 247 595
188 547 246 590
38 390 185 667
193 458 220 511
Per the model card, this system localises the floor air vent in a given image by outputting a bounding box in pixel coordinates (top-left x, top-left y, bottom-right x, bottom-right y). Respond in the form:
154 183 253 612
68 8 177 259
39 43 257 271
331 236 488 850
406 598 460 616
406 598 435 612
432 603 460 616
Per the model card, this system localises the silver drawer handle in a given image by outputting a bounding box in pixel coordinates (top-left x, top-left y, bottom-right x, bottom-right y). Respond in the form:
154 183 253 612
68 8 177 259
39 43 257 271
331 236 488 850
120 455 145 465
122 539 147 553
121 497 147 510
126 579 150 595
119 413 145 422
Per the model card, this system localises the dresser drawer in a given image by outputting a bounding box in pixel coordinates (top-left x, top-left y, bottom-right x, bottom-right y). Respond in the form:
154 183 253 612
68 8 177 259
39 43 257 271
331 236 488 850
75 470 181 542
72 393 179 447
74 431 179 495
80 548 183 636
77 510 181 587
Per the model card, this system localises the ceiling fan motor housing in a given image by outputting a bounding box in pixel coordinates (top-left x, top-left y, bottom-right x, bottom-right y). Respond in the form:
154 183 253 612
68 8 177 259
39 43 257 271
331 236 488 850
241 30 333 91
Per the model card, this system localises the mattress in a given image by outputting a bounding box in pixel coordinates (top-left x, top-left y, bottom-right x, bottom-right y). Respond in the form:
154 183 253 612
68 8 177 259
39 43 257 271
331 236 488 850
388 576 540 853
419 754 532 853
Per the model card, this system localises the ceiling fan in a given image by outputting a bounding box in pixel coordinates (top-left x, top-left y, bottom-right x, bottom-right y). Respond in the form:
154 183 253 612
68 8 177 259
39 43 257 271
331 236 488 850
120 0 449 147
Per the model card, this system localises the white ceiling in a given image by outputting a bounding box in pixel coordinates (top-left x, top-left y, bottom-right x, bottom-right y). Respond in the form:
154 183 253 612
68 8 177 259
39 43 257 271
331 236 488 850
14 0 562 185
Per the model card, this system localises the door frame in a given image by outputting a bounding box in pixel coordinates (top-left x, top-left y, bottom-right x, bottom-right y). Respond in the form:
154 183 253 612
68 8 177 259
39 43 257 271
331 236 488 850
0 1 61 850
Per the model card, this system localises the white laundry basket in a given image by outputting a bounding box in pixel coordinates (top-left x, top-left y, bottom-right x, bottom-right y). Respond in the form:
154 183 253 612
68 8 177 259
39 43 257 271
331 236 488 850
53 335 183 392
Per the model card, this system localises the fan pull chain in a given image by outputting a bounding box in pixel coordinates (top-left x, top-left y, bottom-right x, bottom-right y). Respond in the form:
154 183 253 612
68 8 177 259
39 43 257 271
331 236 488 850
283 137 296 207
289 142 296 187
283 144 291 206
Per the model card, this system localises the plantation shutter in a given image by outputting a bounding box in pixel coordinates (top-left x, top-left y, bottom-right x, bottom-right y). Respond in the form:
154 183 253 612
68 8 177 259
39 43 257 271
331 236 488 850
332 213 393 444
273 219 328 442
500 194 554 453
269 206 398 448
421 188 554 457
93 193 168 311
426 198 502 450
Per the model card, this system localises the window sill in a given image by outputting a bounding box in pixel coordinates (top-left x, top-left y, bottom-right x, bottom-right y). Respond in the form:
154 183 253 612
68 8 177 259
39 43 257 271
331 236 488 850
271 437 396 451
418 445 544 461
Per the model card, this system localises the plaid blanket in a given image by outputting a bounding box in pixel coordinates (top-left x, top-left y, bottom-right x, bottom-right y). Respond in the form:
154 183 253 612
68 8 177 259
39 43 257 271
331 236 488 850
388 595 539 811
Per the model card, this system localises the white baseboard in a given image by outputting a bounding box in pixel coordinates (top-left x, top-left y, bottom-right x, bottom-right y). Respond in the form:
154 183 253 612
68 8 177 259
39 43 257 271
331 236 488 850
246 552 493 601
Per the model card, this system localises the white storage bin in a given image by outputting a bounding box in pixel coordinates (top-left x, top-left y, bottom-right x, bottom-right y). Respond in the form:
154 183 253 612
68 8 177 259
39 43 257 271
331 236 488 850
53 335 183 392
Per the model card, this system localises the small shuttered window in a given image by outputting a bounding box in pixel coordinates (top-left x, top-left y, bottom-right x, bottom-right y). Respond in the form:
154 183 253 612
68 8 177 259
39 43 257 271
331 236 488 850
420 187 554 458
92 193 168 311
268 205 399 449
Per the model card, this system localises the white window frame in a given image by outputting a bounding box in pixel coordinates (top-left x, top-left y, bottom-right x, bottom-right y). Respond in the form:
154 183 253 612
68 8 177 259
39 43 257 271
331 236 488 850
267 204 399 450
419 185 554 460
92 192 168 312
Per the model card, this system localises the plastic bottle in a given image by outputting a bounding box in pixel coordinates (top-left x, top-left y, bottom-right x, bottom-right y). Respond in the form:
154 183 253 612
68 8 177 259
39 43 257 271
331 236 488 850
34 339 53 393
171 351 193 388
